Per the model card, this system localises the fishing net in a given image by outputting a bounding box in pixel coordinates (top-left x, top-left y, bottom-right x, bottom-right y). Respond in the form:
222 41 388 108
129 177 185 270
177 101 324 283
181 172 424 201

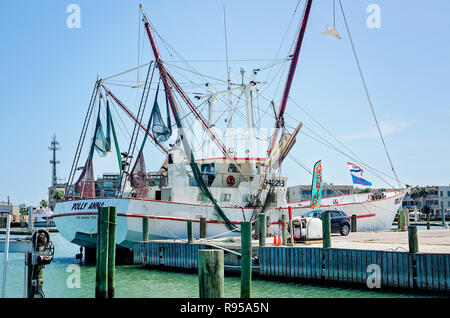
93 116 110 157
129 151 149 199
75 159 96 198
149 84 172 143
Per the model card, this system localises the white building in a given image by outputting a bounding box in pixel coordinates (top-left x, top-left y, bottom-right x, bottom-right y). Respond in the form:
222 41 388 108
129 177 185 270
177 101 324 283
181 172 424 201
402 185 450 219
287 184 354 203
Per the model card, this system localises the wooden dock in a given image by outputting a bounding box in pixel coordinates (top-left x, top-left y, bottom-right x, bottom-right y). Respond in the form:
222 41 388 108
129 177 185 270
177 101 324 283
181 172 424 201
259 246 450 292
133 241 259 273
133 230 450 293
0 227 58 235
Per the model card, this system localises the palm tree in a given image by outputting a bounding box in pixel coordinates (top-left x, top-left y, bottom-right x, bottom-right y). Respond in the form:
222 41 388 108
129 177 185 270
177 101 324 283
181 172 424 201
410 188 420 200
418 187 429 198
40 200 48 208
54 190 64 201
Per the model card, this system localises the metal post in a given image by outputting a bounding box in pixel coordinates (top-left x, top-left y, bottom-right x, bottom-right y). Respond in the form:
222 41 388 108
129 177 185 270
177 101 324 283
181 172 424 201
427 213 430 230
240 222 252 298
1 213 11 298
187 220 193 243
198 250 224 298
322 211 331 249
108 207 117 298
29 264 44 298
258 213 266 247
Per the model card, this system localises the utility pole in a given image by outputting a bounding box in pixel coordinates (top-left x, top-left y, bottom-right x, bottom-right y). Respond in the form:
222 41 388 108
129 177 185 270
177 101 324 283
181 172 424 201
49 134 61 186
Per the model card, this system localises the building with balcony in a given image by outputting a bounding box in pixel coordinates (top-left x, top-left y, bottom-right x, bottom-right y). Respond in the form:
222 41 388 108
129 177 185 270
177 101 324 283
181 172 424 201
402 185 450 219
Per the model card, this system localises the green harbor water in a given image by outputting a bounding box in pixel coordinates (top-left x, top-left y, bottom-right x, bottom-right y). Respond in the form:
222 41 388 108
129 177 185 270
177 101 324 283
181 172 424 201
0 232 445 298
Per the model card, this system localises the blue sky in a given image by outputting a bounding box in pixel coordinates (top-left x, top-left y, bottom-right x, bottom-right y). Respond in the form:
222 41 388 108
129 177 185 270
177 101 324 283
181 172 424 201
0 0 449 205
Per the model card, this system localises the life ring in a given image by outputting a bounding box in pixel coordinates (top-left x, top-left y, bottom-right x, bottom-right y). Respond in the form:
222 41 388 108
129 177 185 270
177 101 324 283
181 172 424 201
226 175 235 187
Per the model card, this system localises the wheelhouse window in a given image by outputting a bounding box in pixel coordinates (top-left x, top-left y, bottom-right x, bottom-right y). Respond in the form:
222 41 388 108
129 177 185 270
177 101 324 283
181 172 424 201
220 193 231 202
228 163 241 173
197 192 208 203
201 163 215 173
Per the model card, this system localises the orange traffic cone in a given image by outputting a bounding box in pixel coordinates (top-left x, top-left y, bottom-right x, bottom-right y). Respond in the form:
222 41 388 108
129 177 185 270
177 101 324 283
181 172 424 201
278 235 282 245
273 234 277 245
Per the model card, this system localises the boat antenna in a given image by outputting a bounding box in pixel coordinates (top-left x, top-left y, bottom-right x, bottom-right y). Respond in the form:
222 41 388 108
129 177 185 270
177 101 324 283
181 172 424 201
223 5 233 132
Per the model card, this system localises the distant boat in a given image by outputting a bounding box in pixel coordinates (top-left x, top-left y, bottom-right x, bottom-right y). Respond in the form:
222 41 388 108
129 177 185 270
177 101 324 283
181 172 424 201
33 207 54 227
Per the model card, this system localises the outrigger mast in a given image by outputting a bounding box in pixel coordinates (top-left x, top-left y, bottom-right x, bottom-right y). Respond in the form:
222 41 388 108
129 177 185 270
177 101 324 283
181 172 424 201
267 0 313 159
138 4 232 161
138 4 238 230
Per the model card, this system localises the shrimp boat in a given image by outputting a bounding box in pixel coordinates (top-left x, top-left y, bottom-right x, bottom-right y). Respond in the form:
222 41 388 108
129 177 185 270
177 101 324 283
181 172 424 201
53 2 406 249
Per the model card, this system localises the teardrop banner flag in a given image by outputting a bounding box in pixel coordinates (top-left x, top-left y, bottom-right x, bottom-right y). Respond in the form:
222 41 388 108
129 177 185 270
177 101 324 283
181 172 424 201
310 160 323 209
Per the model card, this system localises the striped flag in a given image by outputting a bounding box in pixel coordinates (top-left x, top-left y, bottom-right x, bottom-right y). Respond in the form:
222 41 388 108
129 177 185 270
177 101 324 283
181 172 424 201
347 162 363 176
347 162 372 186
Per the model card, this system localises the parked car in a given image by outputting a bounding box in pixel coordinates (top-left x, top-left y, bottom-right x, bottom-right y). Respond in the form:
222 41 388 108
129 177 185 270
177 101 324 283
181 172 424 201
304 209 351 236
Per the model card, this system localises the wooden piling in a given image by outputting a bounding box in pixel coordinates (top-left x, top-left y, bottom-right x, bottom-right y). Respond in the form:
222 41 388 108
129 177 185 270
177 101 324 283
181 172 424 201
322 211 331 248
108 207 117 298
427 214 430 230
259 213 266 247
198 249 224 298
281 215 287 246
240 222 252 298
142 216 149 242
187 220 194 243
405 209 410 228
288 206 294 246
200 217 207 239
95 208 101 297
26 253 32 298
1 213 11 298
254 218 259 240
96 206 109 298
27 207 33 231
351 214 357 232
398 209 406 231
408 226 419 254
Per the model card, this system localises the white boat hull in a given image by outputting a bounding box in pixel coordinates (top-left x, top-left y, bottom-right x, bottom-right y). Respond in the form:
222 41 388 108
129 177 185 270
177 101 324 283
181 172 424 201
53 191 406 248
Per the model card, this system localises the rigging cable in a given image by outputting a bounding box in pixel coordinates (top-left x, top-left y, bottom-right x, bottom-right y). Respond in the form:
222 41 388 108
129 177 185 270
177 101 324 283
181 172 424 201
252 86 404 187
338 0 402 189
263 0 302 85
